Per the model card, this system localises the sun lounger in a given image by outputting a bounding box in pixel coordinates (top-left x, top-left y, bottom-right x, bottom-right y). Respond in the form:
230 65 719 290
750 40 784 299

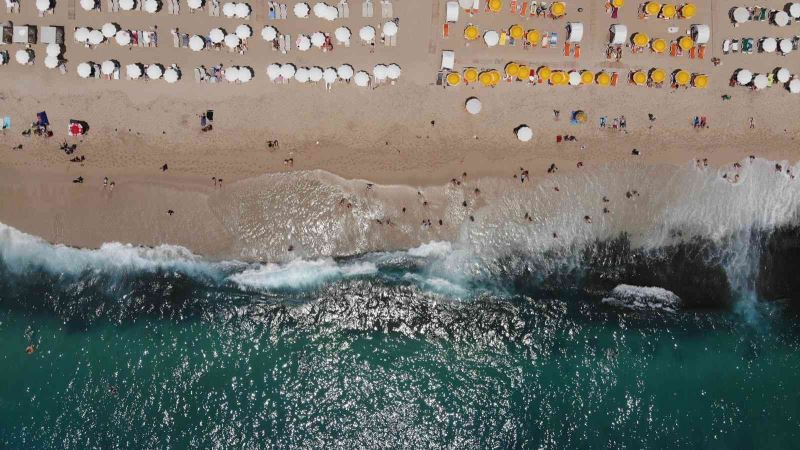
574 43 580 58
510 0 516 14
284 34 290 51
280 3 287 18
519 2 527 16
2 117 10 130
443 23 449 37
194 67 202 82
172 29 180 47
610 72 618 86
722 39 731 54
500 31 507 45
731 39 740 53
698 45 705 59
549 32 557 46
436 71 444 86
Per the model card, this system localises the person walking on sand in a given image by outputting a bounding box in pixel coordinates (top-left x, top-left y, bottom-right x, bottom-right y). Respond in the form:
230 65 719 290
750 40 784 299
749 117 755 129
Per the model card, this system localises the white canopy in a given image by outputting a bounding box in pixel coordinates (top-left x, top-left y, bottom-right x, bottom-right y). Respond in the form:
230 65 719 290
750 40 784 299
280 63 296 79
295 67 310 83
484 30 499 46
753 74 768 90
568 71 581 85
790 3 800 18
126 63 143 78
146 64 163 79
447 1 460 22
46 43 61 57
610 24 627 45
238 66 252 82
691 24 710 45
187 0 202 8
516 126 533 142
566 22 583 43
311 32 326 47
119 0 134 9
465 97 482 115
189 35 205 51
235 3 250 17
15 49 31 65
36 0 51 12
733 7 749 23
383 21 398 37
210 28 225 43
144 0 159 13
334 27 350 44
101 59 117 75
225 66 240 82
736 69 753 85
266 64 282 80
115 30 131 46
224 33 240 48
261 26 278 41
101 23 118 38
354 71 370 87
88 30 104 45
774 11 790 26
373 64 388 80
77 62 93 78
297 35 311 51
776 68 791 83
74 27 90 42
441 50 455 70
80 0 96 10
387 63 401 80
780 38 793 54
294 2 310 17
236 24 252 39
762 37 777 53
309 66 323 82
323 67 337 83
44 55 59 69
164 67 179 83
222 2 235 16
789 78 800 93
359 26 375 42
337 64 353 80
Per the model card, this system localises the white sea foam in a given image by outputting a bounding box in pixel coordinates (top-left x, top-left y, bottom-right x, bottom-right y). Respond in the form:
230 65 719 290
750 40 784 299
228 258 378 290
407 241 453 258
602 284 682 312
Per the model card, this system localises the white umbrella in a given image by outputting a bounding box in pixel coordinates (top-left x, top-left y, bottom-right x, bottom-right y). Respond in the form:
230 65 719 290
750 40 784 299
222 2 235 16
337 64 353 80
383 21 398 37
44 55 59 69
790 3 800 19
224 66 240 82
236 24 252 40
753 74 768 90
187 0 202 8
568 71 581 85
101 59 117 75
776 67 791 83
224 33 240 48
238 66 253 82
789 78 800 93
309 66 323 82
266 63 282 80
74 27 90 43
119 0 134 8
189 35 205 51
36 0 51 12
465 97 482 115
359 26 375 42
234 2 250 17
77 62 93 78
297 35 311 51
762 37 777 53
323 67 337 83
373 64 388 80
80 0 95 10
311 32 326 48
46 43 61 57
294 2 309 17
115 30 131 46
736 69 753 85
295 67 310 83
516 126 533 142
334 27 350 44
732 6 749 23
354 71 369 87
484 30 499 47
88 30 104 45
144 0 159 13
15 49 31 64
387 63 401 80
312 1 327 17
146 64 163 79
323 5 337 20
262 26 278 41
779 38 793 54
126 63 143 79
101 23 118 38
774 10 790 26
164 67 179 83
209 28 225 44
280 63 296 79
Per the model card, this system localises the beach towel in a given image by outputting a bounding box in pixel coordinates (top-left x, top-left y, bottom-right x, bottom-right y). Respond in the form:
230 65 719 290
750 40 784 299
36 111 49 126
2 117 10 129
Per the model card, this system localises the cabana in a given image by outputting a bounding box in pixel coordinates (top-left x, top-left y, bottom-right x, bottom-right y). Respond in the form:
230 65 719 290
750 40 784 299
441 50 455 70
40 26 63 44
610 24 627 45
446 1 459 22
13 25 36 44
566 23 583 43
690 24 709 44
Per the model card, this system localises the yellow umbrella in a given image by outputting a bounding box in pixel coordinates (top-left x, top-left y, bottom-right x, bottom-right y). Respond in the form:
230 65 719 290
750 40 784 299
678 36 693 50
680 2 696 18
574 111 588 123
517 65 531 81
650 68 666 83
464 25 480 41
509 24 524 40
464 68 478 83
651 38 667 53
537 66 552 80
632 32 649 47
580 70 594 84
490 70 501 85
674 69 690 85
479 72 493 86
446 72 461 86
526 29 541 45
488 0 502 12
505 62 520 77
692 73 708 88
632 71 647 85
645 1 661 15
611 0 624 7
661 4 676 18
550 71 567 85
550 1 566 17
596 72 611 86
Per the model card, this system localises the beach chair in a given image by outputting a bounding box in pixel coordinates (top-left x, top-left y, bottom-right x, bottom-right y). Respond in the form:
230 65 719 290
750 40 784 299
385 0 392 17
610 72 618 86
500 31 507 45
362 0 369 16
730 39 740 53
564 42 570 56
510 0 516 13
689 47 696 59
722 39 731 54
284 34 291 51
529 1 537 16
443 23 449 37
549 32 557 46
519 2 527 16
574 43 581 58
280 3 287 18
697 45 705 59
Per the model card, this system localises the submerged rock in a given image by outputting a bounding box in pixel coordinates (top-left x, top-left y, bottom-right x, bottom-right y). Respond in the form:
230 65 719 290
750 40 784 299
602 284 682 312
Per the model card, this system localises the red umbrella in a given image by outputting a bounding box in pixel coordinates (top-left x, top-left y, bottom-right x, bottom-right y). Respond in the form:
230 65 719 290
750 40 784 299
69 122 83 136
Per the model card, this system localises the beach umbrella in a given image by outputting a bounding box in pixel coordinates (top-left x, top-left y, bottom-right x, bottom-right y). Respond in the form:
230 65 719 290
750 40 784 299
774 11 790 26
550 71 567 85
484 30 499 47
446 72 461 86
36 0 51 12
323 67 337 83
779 39 793 54
650 68 666 83
224 33 240 49
526 29 540 45
359 26 375 42
387 64 401 80
678 36 693 51
516 126 533 142
311 32 326 48
46 43 62 57
680 2 696 18
644 1 660 15
736 69 752 85
235 2 250 17
537 66 552 81
266 63 281 80
335 27 350 44
789 79 800 93
596 71 611 86
225 66 240 82
101 23 118 38
732 6 749 23
238 66 253 83
465 97 482 114
568 71 581 86
88 30 104 45
509 24 524 40
464 25 479 40
692 74 708 88
44 55 59 69
612 0 623 6
76 62 92 78
790 3 800 18
312 1 326 17
753 74 768 90
209 28 225 44
674 70 690 86
297 35 311 51
261 26 278 41
146 64 163 79
80 0 96 10
15 49 31 65
354 71 369 87
185 35 203 51
280 63 296 79
144 0 159 13
222 2 235 16
126 63 143 79
101 59 117 75
660 3 676 18
187 0 202 9
464 68 478 83
309 66 323 82
373 64 388 81
294 2 309 17
115 30 131 46
119 0 134 9
478 71 492 86
324 5 337 20
632 32 648 47
74 27 90 43
236 24 252 40
337 64 353 80
651 38 667 53
505 62 519 77
581 70 594 84
488 0 501 12
776 68 791 83
551 1 566 17
762 37 777 53
516 65 530 81
295 67 310 83
383 21 398 37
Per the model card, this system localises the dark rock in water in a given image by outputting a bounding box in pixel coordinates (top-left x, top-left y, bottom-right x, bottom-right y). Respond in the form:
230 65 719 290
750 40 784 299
758 225 800 302
602 284 681 312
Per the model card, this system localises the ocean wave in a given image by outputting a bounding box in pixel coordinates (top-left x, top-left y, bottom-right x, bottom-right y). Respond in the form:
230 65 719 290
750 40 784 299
601 284 681 312
228 258 378 291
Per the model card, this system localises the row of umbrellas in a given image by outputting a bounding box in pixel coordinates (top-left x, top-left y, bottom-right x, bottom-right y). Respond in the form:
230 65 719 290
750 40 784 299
732 5 799 25
294 2 337 20
758 37 795 54
641 2 696 19
222 66 254 82
261 26 353 44
208 27 249 48
82 0 163 12
265 63 400 85
75 62 181 81
484 0 566 17
222 2 251 18
10 46 66 68
735 68 800 92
